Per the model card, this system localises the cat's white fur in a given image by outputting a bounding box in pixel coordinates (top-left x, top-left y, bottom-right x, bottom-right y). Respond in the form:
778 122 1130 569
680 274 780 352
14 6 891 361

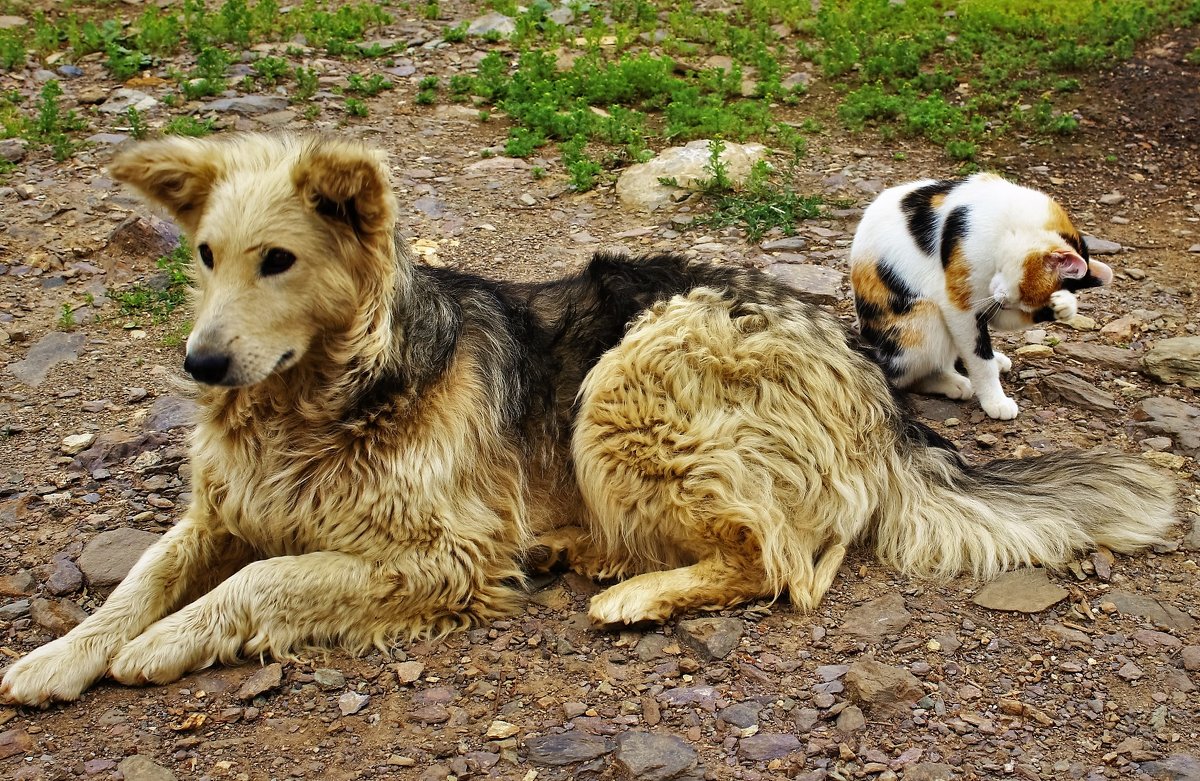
850 173 1111 420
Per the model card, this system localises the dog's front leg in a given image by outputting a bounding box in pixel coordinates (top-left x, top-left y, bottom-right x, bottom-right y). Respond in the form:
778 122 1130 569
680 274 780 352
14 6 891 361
1 516 249 706
109 551 399 686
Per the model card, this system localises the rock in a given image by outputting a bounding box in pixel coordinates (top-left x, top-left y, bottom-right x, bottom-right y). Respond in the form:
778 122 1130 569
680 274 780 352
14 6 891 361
836 704 866 733
841 593 911 643
0 728 33 760
466 12 516 38
1139 755 1200 781
719 701 762 729
0 599 30 619
202 96 289 115
145 396 199 432
108 215 181 259
236 663 283 700
464 156 530 175
1186 514 1200 552
1064 314 1098 331
1100 315 1139 340
844 657 923 716
1106 590 1196 632
762 237 807 251
1054 342 1142 372
313 668 345 690
1142 337 1200 389
737 733 801 761
117 755 176 781
338 691 370 715
1182 646 1200 671
767 263 845 305
486 720 520 739
0 138 27 163
74 430 168 471
616 140 770 211
1098 191 1125 206
1039 372 1118 412
1015 344 1054 358
45 558 83 596
675 617 744 660
1082 235 1121 255
7 332 86 387
525 733 613 766
1133 397 1200 456
61 433 96 455
98 89 158 114
905 763 957 781
78 528 161 588
614 731 698 780
0 15 28 29
1117 661 1143 680
0 569 35 596
973 568 1068 613
30 597 88 635
394 660 424 684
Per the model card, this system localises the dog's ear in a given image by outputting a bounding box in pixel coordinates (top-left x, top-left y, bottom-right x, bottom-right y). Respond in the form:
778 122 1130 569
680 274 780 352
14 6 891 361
109 138 221 233
292 140 396 241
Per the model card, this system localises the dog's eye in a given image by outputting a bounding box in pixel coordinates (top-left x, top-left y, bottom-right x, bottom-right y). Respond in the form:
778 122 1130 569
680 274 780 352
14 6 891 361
261 248 296 277
198 243 214 269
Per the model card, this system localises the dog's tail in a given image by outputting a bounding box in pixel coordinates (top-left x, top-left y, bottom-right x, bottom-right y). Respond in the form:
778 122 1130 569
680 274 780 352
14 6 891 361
872 440 1176 579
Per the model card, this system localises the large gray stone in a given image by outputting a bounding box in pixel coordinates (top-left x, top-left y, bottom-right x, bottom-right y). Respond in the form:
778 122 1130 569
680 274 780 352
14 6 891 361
145 395 199 432
118 755 177 781
1040 371 1118 412
1107 590 1196 633
97 89 158 114
1133 397 1200 456
616 140 770 212
1054 342 1142 373
614 731 698 780
7 331 86 387
466 12 516 38
525 733 613 766
1143 336 1200 389
1139 754 1200 781
202 95 289 115
1082 235 1121 255
77 528 161 588
972 568 1069 613
767 263 845 305
675 617 744 661
844 657 923 716
840 593 911 643
737 733 801 761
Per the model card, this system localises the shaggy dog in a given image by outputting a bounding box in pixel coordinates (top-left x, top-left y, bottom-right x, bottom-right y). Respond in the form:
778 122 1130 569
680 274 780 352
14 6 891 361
0 134 1175 706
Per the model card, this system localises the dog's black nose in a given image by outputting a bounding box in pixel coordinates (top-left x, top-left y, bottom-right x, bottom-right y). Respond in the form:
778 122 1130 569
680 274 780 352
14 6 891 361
184 351 231 385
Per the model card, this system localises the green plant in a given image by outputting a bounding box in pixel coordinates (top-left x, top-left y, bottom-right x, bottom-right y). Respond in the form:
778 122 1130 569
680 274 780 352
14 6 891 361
346 73 393 96
126 107 149 140
698 158 823 241
253 55 291 85
180 46 232 99
30 81 87 161
444 22 468 43
0 29 25 70
293 66 319 100
345 96 369 116
164 115 216 136
113 240 193 323
416 75 439 105
423 1 440 20
58 304 77 331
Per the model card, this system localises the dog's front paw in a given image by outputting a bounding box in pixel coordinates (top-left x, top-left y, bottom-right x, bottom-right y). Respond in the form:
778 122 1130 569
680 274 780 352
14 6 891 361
980 396 1019 420
1 636 109 707
1050 290 1078 321
588 583 672 627
109 616 220 686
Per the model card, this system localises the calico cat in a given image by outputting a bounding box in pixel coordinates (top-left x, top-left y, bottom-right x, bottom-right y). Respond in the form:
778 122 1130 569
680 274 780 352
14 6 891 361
850 173 1112 420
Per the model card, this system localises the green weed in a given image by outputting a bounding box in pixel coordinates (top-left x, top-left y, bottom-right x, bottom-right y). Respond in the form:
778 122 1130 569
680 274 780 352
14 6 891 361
253 55 291 85
697 157 823 241
57 304 77 331
113 240 192 324
346 73 393 96
126 106 149 140
293 66 319 100
345 96 369 116
164 115 215 136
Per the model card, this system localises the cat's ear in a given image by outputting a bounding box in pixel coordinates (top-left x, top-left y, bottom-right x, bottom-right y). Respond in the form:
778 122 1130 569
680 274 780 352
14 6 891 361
1086 259 1113 286
1049 250 1088 279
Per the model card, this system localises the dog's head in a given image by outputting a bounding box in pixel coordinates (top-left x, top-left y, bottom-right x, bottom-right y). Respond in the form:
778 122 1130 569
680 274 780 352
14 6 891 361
109 134 399 387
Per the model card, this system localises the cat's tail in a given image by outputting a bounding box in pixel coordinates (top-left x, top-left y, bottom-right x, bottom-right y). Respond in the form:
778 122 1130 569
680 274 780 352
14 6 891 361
872 443 1176 579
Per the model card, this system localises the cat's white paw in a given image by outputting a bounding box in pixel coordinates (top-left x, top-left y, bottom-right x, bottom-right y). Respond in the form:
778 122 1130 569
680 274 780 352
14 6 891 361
981 396 1019 420
1050 290 1078 321
994 351 1012 373
914 372 974 400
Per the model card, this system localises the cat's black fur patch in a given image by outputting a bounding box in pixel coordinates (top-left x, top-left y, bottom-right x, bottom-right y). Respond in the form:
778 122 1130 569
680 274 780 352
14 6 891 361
939 206 971 268
901 180 957 256
1032 306 1056 323
877 262 919 315
973 311 994 360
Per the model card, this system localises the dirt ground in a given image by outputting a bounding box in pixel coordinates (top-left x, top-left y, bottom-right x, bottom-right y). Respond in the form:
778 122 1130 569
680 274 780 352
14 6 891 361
0 7 1198 781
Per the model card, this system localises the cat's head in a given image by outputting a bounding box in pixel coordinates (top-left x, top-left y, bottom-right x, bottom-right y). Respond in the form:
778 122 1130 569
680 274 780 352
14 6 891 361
992 201 1112 312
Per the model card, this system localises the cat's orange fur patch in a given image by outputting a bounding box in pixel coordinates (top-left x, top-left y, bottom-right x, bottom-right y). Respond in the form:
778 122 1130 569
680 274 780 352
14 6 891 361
897 301 938 348
944 247 972 311
1020 251 1059 308
930 194 947 209
851 260 890 314
1045 200 1077 240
